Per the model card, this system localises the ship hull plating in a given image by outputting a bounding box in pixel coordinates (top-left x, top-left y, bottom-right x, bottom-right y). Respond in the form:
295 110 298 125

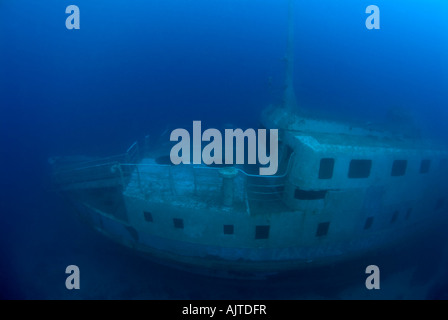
52 110 448 279
70 196 445 279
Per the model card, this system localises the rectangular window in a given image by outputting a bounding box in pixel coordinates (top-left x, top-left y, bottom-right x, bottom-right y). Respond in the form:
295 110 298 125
316 222 330 237
223 224 234 235
319 158 335 179
255 225 270 239
143 211 153 222
173 218 184 229
348 160 372 179
391 160 407 177
420 159 431 174
295 188 327 200
364 217 374 230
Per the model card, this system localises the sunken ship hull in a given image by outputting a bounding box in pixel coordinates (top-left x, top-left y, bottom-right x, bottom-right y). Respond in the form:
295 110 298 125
51 106 448 278
51 1 447 279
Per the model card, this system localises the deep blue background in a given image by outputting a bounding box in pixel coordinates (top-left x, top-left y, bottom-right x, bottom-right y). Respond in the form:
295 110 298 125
1 0 448 299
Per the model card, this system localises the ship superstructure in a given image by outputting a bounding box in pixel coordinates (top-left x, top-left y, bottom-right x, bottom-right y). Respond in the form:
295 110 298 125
51 0 448 278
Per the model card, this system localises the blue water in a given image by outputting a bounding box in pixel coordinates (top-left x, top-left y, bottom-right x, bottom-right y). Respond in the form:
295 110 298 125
1 0 448 299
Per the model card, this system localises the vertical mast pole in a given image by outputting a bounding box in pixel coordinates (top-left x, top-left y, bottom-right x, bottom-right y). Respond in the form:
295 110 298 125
283 0 298 110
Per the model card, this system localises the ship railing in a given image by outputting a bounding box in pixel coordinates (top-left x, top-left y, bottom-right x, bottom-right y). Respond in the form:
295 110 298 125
125 141 140 164
236 154 293 202
118 153 294 205
52 141 141 189
53 138 294 206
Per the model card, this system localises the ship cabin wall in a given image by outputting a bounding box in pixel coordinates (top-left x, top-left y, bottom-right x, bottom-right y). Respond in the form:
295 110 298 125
280 134 448 242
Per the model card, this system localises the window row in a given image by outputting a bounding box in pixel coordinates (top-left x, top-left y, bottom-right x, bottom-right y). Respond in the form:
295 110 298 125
143 194 447 239
318 158 444 180
144 211 271 239
143 208 423 240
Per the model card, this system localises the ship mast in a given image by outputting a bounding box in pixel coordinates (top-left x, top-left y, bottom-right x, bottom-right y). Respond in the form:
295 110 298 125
283 0 298 111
